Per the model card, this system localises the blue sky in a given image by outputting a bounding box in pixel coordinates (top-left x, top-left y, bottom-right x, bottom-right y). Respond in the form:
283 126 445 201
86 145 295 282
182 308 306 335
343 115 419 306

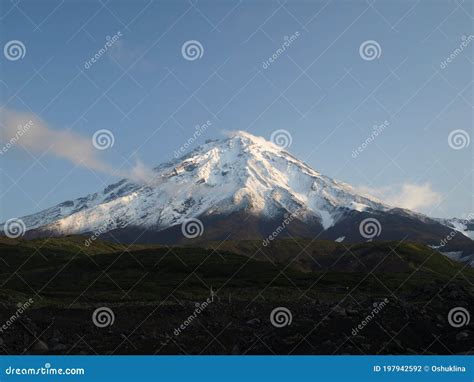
0 0 472 221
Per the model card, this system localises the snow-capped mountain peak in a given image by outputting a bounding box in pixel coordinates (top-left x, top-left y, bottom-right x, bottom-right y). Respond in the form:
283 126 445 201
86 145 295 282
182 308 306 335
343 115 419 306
4 131 473 267
10 131 390 236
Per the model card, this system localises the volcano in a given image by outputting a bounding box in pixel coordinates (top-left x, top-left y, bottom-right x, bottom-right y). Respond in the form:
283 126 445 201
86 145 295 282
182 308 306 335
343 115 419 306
3 131 473 257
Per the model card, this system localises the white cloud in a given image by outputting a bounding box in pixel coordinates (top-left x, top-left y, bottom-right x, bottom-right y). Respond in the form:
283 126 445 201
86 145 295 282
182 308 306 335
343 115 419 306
387 183 442 211
128 159 158 185
0 108 155 184
1 108 112 172
356 182 442 212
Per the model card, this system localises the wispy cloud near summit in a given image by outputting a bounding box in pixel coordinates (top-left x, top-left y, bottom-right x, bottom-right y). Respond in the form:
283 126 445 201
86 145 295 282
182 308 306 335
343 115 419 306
1 108 112 172
356 183 443 213
0 109 155 184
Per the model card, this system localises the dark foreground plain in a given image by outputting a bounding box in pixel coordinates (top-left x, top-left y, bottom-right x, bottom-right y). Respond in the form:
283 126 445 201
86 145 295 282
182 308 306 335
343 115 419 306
0 236 472 355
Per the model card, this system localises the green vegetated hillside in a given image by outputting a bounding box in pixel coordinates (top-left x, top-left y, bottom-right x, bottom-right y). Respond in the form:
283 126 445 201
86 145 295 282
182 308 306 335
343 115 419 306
204 238 472 275
0 236 473 355
0 236 472 305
